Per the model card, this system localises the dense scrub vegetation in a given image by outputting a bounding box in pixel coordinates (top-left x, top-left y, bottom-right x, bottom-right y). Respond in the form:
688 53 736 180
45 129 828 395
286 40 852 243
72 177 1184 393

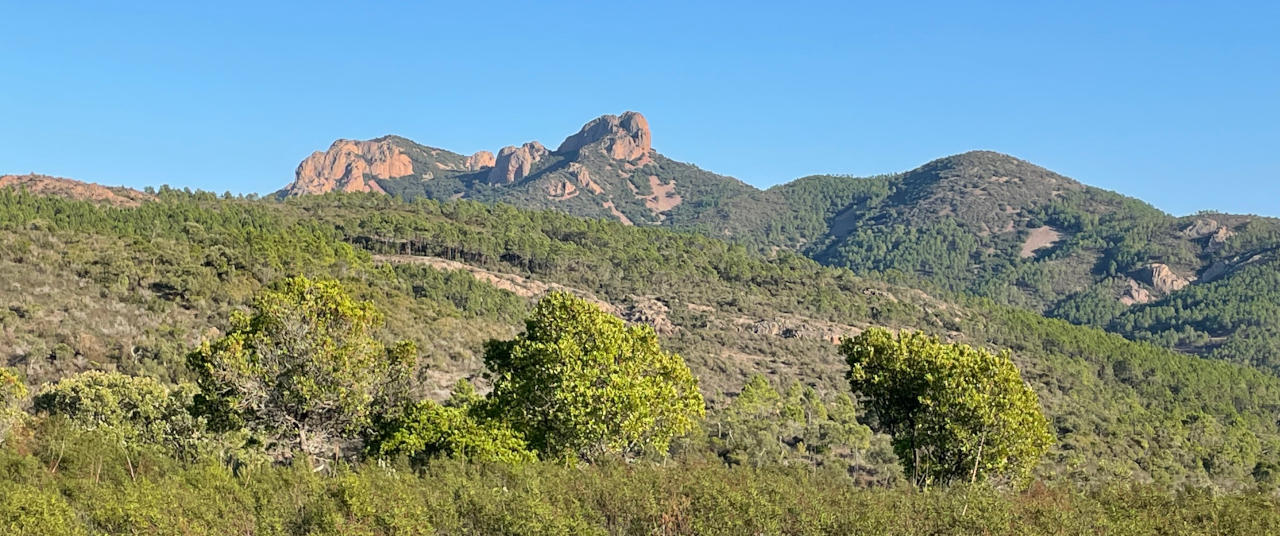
0 265 1274 534
3 447 1279 535
2 187 1280 495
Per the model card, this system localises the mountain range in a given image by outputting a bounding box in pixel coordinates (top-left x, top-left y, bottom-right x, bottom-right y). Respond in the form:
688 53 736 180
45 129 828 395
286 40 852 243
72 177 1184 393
270 112 1280 372
5 116 1280 487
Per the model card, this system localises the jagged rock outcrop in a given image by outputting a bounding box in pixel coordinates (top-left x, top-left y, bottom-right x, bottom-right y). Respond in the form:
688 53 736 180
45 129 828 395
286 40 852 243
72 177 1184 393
1120 279 1153 305
488 142 547 183
281 111 666 200
1181 219 1218 238
567 162 603 194
1208 226 1234 253
287 139 416 195
1138 263 1192 295
1180 218 1235 253
546 179 578 200
556 111 652 162
0 174 152 207
465 151 496 171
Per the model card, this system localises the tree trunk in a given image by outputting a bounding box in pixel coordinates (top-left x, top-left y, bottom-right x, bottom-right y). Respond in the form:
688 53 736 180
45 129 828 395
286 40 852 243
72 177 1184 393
969 430 988 484
298 426 312 469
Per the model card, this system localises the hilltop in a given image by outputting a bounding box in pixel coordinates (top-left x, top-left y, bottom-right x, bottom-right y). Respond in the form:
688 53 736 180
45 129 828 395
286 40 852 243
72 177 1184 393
0 173 152 207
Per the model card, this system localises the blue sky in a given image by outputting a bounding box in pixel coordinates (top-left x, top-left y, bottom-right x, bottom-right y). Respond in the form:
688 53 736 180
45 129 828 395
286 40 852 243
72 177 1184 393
2 1 1277 216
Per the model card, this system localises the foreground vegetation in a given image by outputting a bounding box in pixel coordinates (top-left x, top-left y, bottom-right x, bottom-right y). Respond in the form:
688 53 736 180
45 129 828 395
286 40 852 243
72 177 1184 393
1 281 1276 534
3 185 1280 534
3 188 1280 488
3 449 1278 535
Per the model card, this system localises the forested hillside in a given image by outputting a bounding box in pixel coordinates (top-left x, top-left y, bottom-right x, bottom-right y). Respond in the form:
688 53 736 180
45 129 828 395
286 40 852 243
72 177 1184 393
747 152 1280 371
277 115 1280 374
2 187 1279 491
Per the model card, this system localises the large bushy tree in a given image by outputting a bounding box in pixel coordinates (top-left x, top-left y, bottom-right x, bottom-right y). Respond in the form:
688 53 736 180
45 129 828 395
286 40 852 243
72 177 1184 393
187 276 416 463
483 292 704 461
841 328 1052 487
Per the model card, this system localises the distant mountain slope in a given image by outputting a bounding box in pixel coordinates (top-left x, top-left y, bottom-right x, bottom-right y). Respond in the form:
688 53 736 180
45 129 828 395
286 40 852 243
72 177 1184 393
280 112 763 226
276 116 1280 373
0 173 152 207
762 152 1280 367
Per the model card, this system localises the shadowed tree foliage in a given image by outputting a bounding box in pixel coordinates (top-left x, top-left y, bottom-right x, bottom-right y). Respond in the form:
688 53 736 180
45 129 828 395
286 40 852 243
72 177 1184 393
367 399 534 465
483 292 705 461
841 328 1053 487
186 276 417 463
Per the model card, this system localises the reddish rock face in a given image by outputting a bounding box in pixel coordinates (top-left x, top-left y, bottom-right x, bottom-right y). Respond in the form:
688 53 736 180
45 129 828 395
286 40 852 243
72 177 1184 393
1139 263 1192 295
465 150 496 171
556 111 652 162
283 111 657 196
0 174 152 207
287 139 417 195
488 142 547 183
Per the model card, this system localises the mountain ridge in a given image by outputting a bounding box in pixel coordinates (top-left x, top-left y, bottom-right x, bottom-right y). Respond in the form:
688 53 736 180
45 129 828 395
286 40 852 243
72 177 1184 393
9 113 1280 375
270 114 1280 371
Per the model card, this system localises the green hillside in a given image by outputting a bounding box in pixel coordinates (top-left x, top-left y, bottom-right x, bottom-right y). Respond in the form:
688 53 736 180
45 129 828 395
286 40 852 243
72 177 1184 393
3 187 1279 489
282 118 1280 374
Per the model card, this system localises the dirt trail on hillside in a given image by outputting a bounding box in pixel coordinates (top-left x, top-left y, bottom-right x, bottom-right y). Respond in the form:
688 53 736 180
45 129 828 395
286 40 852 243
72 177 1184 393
371 254 617 313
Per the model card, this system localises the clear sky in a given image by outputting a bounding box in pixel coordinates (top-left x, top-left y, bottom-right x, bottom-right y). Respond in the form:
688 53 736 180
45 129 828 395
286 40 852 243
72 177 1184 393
2 1 1277 216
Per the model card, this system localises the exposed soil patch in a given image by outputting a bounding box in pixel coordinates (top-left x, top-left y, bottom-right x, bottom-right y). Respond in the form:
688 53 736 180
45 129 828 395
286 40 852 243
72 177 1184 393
1020 226 1063 258
603 201 634 225
642 175 682 213
371 254 616 312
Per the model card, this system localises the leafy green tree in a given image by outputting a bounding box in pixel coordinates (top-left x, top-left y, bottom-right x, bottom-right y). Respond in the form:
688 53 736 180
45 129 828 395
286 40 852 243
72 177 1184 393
187 276 417 463
0 367 27 445
841 328 1052 486
484 292 704 461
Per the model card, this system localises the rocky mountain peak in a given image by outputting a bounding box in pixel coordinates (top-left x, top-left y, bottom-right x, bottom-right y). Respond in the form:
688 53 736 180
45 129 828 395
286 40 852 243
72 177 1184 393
465 150 496 171
914 151 1083 190
286 138 415 196
886 150 1090 235
488 142 548 184
556 111 652 162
